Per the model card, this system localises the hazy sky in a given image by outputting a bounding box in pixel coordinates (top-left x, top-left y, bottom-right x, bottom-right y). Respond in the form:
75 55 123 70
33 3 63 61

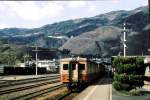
0 0 148 29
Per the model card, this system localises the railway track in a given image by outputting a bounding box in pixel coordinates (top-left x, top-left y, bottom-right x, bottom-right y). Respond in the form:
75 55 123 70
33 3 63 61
57 91 73 100
0 74 60 88
10 84 65 100
0 75 63 100
0 79 60 95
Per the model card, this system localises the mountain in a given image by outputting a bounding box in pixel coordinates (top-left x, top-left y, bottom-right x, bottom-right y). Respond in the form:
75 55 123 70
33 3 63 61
61 6 150 56
0 6 149 57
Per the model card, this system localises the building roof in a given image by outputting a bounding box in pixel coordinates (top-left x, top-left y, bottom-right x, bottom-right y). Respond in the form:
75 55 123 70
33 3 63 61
60 57 87 62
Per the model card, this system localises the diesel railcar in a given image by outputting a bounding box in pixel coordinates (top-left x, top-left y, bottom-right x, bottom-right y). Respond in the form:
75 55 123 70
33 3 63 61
60 57 105 90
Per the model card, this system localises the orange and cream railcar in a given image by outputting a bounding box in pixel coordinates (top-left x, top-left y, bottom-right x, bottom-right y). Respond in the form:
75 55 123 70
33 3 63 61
60 57 105 90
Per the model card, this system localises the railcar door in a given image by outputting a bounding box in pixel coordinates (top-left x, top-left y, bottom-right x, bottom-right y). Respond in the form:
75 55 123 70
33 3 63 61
69 62 79 82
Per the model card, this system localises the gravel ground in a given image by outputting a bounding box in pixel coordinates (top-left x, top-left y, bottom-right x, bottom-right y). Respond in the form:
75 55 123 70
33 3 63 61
36 87 68 100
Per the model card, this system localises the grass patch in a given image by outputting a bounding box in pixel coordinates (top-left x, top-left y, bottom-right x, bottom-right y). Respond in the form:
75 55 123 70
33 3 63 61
113 87 142 97
129 89 141 96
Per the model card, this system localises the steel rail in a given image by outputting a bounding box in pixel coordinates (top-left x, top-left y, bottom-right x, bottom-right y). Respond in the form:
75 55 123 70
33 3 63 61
11 84 65 100
0 79 60 95
0 75 60 88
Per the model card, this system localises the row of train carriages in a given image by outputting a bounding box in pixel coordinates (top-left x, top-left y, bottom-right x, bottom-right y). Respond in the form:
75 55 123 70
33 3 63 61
0 61 59 75
60 57 106 91
4 67 47 75
0 66 47 75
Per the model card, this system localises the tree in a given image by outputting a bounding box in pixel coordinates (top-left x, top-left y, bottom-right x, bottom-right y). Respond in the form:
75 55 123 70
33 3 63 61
0 51 17 65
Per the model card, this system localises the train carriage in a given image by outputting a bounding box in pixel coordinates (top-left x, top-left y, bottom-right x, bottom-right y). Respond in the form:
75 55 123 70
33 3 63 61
60 57 105 90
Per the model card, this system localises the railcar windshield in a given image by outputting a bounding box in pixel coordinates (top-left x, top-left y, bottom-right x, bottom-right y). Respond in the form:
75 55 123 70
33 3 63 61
79 64 85 70
63 64 68 70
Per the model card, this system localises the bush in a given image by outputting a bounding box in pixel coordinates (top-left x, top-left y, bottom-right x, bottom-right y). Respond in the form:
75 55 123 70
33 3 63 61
129 89 140 96
114 74 128 83
112 57 146 91
112 57 145 75
136 57 144 65
112 57 137 66
115 64 137 74
114 74 144 88
112 81 131 91
128 75 144 87
112 57 144 65
113 81 122 90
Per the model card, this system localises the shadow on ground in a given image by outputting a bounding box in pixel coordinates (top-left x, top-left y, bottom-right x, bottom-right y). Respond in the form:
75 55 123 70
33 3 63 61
90 73 113 86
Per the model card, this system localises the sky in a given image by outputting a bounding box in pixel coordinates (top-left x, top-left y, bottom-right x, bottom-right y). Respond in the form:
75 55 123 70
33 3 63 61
0 0 148 29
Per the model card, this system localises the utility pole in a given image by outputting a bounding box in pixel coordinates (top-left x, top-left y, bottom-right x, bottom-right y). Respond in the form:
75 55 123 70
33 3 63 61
23 55 26 65
123 23 127 57
32 45 41 76
23 54 27 67
148 0 150 21
95 41 102 58
35 46 38 76
148 0 150 53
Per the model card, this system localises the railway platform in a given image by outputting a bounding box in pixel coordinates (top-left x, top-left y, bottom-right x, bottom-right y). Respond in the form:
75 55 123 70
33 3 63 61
73 77 112 100
0 74 59 81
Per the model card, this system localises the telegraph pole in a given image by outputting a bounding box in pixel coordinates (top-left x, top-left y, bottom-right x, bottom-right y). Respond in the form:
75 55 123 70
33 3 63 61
35 46 38 76
123 23 127 57
32 45 41 76
148 0 150 21
148 0 150 54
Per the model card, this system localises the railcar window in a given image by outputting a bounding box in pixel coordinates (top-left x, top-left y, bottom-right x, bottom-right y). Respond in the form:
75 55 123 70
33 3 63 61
79 64 85 70
63 64 68 70
71 64 76 70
